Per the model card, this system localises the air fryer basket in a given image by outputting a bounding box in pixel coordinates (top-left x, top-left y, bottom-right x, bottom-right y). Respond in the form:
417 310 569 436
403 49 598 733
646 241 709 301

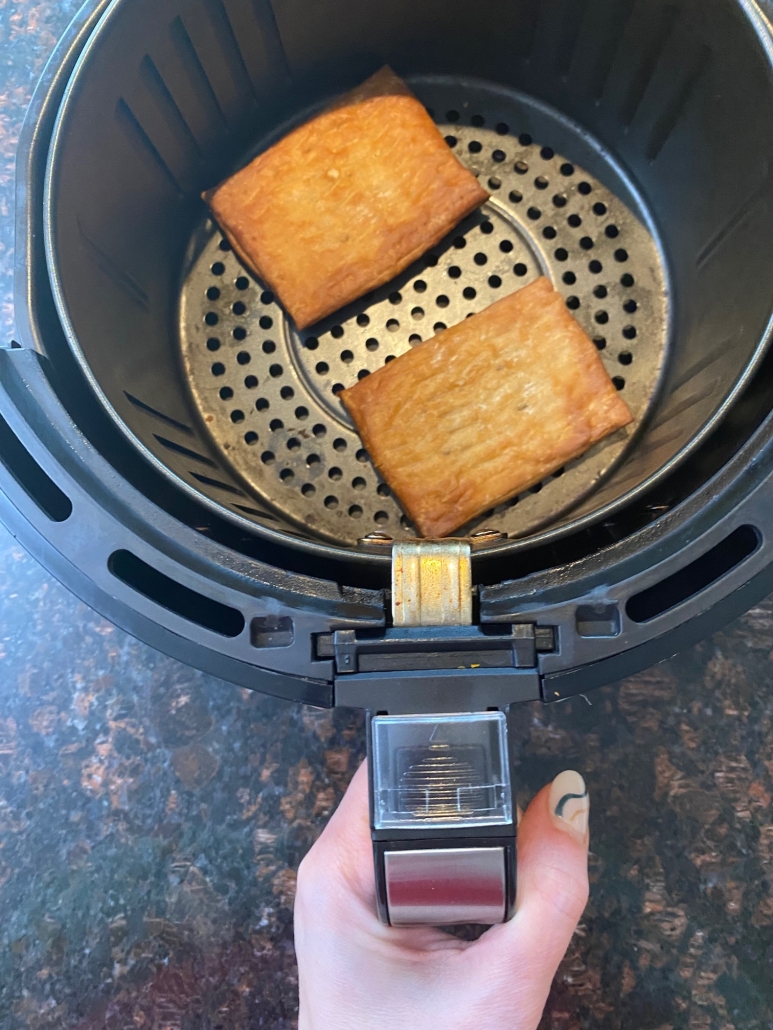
44 0 773 566
5 0 773 713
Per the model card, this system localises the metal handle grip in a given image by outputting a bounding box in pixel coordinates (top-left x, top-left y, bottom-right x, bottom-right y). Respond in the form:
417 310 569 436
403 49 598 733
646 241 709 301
374 841 514 926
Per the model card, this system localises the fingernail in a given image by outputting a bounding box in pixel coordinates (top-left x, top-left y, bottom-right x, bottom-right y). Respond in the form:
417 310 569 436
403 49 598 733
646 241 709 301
549 770 589 839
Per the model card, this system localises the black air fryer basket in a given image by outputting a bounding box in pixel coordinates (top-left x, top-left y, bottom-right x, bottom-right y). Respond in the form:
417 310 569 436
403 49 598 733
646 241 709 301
6 0 773 923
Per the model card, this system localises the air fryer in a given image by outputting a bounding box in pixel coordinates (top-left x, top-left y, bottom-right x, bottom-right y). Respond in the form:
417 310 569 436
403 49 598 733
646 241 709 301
4 0 773 924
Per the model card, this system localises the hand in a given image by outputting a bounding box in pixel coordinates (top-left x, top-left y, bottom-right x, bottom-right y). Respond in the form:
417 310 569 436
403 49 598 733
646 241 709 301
294 762 590 1030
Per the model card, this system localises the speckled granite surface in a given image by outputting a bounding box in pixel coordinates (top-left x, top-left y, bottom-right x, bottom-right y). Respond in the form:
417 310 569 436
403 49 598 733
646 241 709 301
2 3 773 1028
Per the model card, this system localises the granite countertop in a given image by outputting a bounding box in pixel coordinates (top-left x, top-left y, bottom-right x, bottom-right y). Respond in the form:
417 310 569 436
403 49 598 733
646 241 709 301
2 3 773 1028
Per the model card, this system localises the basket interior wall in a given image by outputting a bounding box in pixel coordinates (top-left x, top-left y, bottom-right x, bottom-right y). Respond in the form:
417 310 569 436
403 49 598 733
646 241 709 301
47 0 773 554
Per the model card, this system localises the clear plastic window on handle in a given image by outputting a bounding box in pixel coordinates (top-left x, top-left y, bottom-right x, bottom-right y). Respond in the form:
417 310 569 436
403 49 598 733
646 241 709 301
371 711 512 830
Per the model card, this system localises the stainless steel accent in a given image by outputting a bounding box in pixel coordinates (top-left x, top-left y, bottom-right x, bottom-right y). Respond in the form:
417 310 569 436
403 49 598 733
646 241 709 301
391 540 472 626
384 847 507 925
470 529 507 548
362 529 504 552
358 531 394 553
179 80 668 547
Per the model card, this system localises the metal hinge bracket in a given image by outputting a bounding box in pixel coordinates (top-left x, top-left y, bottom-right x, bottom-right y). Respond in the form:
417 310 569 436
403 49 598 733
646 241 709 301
391 540 472 627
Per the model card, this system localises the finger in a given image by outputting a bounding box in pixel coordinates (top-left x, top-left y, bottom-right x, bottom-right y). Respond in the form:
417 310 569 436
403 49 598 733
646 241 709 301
515 770 590 947
296 757 375 913
470 771 589 1008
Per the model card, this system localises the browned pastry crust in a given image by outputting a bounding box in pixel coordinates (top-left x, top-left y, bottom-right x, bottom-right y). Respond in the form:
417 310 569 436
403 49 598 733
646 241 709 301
204 67 489 329
323 64 415 110
341 277 634 537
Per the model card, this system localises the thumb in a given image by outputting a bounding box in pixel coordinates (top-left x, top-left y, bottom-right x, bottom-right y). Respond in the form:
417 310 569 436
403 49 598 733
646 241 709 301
471 771 590 1019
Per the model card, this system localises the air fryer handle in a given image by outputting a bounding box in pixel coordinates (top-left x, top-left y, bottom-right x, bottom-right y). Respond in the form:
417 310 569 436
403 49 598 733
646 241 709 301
366 710 517 926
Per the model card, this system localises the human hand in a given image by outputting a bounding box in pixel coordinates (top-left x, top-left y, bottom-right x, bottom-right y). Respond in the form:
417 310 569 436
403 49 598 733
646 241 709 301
294 761 590 1030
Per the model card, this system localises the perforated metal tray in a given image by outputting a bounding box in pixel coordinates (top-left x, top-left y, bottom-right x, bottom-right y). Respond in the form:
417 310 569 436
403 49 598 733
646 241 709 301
180 78 668 546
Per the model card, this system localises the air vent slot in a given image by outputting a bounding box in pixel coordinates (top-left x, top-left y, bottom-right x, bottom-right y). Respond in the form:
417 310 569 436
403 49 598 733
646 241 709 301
108 549 244 636
626 525 760 623
0 414 72 522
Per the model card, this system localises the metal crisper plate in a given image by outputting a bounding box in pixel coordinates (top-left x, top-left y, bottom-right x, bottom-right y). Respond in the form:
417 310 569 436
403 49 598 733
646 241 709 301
180 80 668 548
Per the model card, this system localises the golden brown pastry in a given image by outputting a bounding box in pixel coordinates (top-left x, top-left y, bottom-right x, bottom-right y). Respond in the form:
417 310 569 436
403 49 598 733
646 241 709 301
204 67 488 329
341 277 634 538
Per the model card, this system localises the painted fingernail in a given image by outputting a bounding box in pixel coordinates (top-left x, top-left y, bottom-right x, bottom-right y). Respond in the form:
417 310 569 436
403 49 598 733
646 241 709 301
549 770 589 839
